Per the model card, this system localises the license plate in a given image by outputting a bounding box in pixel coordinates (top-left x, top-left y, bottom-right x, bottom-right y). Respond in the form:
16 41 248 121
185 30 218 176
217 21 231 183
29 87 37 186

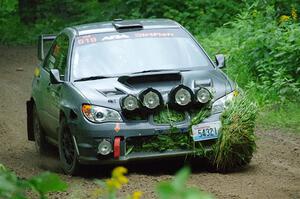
191 121 221 142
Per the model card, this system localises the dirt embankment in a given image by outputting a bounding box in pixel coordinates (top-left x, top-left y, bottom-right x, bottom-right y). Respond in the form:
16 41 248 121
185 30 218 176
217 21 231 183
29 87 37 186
0 46 299 199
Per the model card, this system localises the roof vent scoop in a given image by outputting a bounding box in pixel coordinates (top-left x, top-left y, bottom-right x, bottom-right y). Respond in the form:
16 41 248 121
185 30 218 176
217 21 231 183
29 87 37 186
112 21 143 32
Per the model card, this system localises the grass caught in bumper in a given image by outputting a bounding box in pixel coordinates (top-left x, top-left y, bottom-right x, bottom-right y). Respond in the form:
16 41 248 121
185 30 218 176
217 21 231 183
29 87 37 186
212 94 257 171
124 94 257 172
76 94 257 172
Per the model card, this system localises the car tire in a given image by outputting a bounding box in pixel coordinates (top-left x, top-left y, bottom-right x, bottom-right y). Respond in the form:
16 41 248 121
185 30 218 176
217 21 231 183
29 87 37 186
58 117 80 175
32 105 48 155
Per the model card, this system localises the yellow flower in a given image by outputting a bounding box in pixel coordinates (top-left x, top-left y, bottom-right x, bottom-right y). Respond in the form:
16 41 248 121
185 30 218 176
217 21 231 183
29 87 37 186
279 15 290 23
106 179 122 190
116 175 129 184
291 7 297 20
105 166 129 192
34 67 40 77
132 191 143 199
112 166 129 185
233 90 239 97
112 166 127 178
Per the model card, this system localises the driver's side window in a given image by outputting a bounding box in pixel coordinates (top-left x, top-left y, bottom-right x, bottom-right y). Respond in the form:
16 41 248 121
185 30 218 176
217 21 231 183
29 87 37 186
43 34 69 80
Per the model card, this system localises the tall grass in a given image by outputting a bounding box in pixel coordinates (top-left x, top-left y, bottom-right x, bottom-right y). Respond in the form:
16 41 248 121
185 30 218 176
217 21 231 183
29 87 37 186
213 95 258 171
200 5 300 131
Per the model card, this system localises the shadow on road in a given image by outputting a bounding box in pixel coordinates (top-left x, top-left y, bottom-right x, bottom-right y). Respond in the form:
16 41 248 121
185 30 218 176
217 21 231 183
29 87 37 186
33 145 253 179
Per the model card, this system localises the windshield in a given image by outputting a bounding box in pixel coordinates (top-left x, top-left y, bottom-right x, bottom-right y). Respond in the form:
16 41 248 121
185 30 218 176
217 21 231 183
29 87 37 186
72 29 212 80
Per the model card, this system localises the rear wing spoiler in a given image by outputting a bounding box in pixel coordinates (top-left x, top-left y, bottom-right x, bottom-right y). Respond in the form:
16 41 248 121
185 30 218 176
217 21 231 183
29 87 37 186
37 34 56 61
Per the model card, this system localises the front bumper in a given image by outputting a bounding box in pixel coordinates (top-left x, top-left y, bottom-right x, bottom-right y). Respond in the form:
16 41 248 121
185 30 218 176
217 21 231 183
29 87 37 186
69 113 221 165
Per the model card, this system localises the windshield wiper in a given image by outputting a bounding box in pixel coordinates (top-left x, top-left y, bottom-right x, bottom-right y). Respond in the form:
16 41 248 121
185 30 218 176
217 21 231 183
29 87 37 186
74 75 112 82
131 69 190 74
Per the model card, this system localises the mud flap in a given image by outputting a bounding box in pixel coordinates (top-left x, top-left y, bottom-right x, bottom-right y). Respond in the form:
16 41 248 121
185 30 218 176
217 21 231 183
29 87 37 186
26 100 34 141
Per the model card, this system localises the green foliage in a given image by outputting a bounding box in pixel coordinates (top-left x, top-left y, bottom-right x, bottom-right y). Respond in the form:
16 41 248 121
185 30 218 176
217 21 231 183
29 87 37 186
104 0 254 35
157 167 214 199
0 163 67 199
153 107 185 124
201 6 300 103
127 107 210 153
0 0 268 44
29 172 68 197
257 102 300 133
190 109 210 127
127 94 258 172
199 4 300 129
127 132 193 153
212 95 257 171
1 164 214 199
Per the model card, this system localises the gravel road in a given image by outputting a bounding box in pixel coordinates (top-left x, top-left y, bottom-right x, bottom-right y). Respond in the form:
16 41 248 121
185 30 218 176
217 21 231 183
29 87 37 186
0 46 299 199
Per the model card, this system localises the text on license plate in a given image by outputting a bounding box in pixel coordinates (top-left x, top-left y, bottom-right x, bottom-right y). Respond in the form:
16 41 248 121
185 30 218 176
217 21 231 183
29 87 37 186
191 121 221 142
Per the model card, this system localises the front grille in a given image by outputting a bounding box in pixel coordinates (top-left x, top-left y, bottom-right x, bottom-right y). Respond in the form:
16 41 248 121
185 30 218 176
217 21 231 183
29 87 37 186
126 133 192 153
125 133 217 155
153 108 187 124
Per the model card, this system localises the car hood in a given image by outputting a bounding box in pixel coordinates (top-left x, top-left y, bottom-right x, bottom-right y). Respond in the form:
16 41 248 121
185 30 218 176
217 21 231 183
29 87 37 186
72 69 234 111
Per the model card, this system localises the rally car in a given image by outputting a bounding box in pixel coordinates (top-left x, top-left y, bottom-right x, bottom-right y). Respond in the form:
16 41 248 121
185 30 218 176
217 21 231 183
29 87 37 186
27 19 236 175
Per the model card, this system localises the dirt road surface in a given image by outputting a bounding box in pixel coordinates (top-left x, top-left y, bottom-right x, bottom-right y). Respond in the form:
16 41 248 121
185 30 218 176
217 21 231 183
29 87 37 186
0 46 299 199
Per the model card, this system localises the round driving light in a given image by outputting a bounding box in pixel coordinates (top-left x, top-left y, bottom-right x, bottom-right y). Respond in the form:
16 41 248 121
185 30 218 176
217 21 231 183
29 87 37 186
97 139 112 155
143 91 160 109
139 88 163 110
122 95 139 111
175 88 192 106
169 85 193 107
196 88 211 103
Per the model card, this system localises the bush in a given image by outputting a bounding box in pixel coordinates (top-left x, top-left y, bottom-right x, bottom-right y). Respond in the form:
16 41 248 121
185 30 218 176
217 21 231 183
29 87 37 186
200 6 300 103
93 166 214 199
157 167 213 199
0 164 67 198
0 0 257 44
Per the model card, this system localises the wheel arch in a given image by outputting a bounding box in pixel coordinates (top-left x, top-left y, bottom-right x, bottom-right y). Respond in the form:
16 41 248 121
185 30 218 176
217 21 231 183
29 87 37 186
59 105 78 125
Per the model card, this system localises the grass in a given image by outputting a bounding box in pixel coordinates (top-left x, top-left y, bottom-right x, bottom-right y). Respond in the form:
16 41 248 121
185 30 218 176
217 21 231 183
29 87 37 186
153 107 186 124
126 94 259 173
212 94 258 171
257 102 300 133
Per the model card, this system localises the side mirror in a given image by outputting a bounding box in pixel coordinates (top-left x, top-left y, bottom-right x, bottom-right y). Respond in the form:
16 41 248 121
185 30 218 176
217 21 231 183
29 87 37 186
50 69 63 84
215 54 226 68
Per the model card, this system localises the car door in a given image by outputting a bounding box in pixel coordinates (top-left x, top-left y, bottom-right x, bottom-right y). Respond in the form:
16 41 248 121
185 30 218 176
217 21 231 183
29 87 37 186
40 34 70 139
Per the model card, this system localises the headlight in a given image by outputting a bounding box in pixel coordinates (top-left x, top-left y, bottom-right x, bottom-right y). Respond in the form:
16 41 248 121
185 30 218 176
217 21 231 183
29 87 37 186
211 91 237 114
82 104 122 123
196 88 211 103
121 95 139 111
170 85 193 107
140 88 162 110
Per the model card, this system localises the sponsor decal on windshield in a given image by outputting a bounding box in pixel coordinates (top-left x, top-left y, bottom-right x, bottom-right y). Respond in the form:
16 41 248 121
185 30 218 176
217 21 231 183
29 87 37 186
76 29 186 46
77 35 97 45
135 32 174 38
102 34 129 41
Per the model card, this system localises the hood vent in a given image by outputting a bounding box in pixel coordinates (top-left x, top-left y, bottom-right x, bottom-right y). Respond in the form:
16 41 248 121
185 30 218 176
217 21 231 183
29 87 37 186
194 79 212 89
97 88 125 97
118 73 182 87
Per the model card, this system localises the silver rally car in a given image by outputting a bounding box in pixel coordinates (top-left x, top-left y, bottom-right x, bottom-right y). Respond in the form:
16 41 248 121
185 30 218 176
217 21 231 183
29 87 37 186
26 19 236 175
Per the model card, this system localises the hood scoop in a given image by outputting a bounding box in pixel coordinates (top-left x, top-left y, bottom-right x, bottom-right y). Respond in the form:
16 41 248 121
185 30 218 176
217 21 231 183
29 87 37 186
118 72 182 87
97 88 125 97
193 79 213 89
